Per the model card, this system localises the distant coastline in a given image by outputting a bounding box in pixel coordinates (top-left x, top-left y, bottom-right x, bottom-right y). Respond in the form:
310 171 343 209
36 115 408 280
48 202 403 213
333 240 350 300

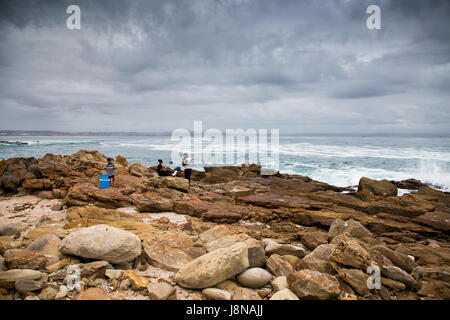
0 130 449 138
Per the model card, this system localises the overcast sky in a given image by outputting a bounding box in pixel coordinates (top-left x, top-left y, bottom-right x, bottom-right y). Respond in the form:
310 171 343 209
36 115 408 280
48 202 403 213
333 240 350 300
0 0 449 134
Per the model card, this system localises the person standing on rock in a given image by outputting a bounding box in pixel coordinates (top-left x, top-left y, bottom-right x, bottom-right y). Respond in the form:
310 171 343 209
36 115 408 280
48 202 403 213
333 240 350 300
103 158 116 186
182 153 192 188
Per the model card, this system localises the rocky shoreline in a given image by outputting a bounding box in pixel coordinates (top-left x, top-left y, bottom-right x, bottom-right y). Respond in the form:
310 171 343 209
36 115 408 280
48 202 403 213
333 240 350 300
0 141 28 145
0 150 449 300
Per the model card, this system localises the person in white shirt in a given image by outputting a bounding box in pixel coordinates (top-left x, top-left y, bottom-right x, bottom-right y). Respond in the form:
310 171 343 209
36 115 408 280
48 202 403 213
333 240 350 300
182 153 192 187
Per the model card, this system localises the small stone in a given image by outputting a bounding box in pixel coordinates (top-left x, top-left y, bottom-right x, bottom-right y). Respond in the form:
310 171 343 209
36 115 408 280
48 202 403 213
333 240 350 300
55 285 68 300
263 239 306 258
381 278 407 291
257 288 272 298
105 269 124 280
215 280 238 291
271 276 289 292
119 279 130 290
270 288 299 300
202 288 232 300
231 287 262 300
266 254 293 277
50 203 63 211
147 282 176 300
236 268 273 289
45 259 69 274
124 270 149 290
38 287 58 300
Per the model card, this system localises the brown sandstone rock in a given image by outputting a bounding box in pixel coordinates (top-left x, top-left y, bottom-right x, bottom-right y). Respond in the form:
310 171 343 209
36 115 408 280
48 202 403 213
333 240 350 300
329 233 389 270
5 250 47 270
372 245 417 273
76 287 110 300
231 287 261 300
328 218 373 241
266 254 294 277
143 231 206 271
147 282 176 300
174 243 249 289
0 269 45 289
287 269 340 300
414 212 450 232
357 177 397 197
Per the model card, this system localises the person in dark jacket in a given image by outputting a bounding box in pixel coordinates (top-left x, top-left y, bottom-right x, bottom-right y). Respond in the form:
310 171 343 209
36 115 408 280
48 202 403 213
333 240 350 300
157 159 171 176
103 158 116 186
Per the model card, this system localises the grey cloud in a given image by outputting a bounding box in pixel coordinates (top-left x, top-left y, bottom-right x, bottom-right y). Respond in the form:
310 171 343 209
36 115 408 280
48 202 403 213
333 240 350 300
0 0 449 134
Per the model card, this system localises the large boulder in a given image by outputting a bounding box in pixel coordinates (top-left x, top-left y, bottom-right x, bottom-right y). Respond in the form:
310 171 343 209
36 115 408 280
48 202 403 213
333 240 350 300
58 225 142 264
298 244 336 275
174 243 249 289
143 231 206 271
329 233 389 270
1 158 40 191
287 269 340 300
357 177 397 197
328 219 373 241
199 226 265 268
129 163 150 178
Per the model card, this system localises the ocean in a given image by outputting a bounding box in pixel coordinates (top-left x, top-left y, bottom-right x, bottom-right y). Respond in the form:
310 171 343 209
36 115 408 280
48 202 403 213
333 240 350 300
1 134 450 191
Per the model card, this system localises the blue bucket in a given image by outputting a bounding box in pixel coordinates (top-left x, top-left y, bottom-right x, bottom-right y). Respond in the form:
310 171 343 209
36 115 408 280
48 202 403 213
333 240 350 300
100 174 110 189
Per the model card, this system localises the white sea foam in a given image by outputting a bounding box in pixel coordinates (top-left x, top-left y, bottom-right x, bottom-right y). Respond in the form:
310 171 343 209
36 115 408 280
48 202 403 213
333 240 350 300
281 160 450 191
279 143 450 162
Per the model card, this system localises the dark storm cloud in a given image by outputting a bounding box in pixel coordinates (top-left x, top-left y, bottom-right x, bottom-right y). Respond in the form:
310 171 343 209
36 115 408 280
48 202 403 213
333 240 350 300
0 0 449 133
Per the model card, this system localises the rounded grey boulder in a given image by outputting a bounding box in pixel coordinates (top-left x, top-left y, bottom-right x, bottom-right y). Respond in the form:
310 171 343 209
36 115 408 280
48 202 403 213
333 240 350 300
58 224 142 264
